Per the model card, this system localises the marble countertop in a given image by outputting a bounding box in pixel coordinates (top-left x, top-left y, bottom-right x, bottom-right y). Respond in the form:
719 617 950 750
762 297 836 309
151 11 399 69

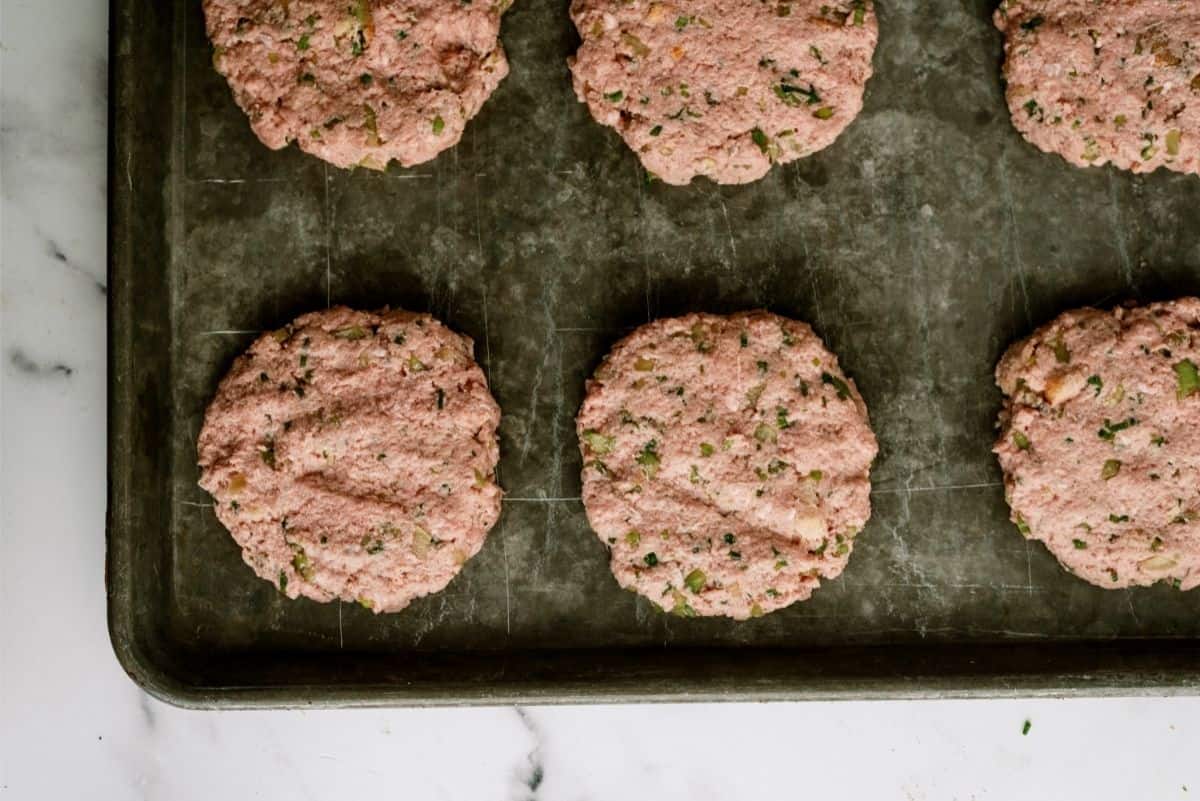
2 1 1198 798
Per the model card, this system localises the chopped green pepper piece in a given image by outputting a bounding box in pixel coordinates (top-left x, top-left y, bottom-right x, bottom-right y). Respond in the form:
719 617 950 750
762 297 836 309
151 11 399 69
754 422 777 443
333 325 367 340
291 547 314 580
581 429 615 455
1174 358 1199 399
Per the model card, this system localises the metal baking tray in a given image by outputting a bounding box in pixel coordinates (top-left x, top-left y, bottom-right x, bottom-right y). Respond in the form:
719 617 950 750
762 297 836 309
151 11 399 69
108 0 1200 707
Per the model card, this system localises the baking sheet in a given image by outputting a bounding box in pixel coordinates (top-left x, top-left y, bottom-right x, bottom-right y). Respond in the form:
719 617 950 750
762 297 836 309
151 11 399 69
108 0 1200 706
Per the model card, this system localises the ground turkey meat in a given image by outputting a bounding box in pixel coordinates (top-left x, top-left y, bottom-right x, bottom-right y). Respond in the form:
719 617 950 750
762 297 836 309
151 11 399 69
197 306 502 613
577 311 878 619
203 0 511 169
995 299 1200 590
568 0 878 185
995 0 1200 175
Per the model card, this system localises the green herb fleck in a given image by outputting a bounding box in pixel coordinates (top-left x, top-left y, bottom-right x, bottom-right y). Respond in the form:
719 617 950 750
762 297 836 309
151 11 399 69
1022 719 1032 735
751 127 769 153
650 125 662 136
297 34 311 50
684 568 706 593
1109 514 1130 523
1013 431 1031 450
626 530 641 546
1087 374 1103 395
821 371 850 400
1098 417 1138 441
637 439 661 478
1101 459 1122 480
604 90 624 103
1073 539 1087 549
699 442 715 457
259 440 277 469
432 115 445 135
644 552 659 567
279 571 288 592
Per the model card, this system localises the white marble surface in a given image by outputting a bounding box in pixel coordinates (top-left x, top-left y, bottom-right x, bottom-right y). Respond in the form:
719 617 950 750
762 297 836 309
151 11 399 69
2 2 1199 799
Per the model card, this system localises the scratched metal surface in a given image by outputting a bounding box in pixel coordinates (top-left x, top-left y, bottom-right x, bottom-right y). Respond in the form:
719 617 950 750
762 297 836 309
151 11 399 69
109 0 1200 703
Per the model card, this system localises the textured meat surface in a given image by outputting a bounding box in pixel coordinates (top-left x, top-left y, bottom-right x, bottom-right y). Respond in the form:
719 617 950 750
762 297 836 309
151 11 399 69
197 307 502 613
994 299 1200 590
203 0 510 169
995 0 1200 175
577 311 878 618
568 0 877 185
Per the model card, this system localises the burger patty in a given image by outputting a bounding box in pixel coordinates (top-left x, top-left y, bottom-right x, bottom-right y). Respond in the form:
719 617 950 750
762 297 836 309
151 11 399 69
568 0 878 185
995 0 1200 175
203 0 511 169
197 306 503 613
576 311 878 619
994 299 1200 590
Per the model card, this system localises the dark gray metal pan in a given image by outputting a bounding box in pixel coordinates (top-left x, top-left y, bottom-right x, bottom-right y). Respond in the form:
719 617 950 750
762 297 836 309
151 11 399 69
109 0 1200 707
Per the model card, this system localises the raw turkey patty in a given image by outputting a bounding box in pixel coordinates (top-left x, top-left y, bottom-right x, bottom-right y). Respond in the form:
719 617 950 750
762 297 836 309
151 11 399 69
994 299 1200 590
203 0 511 169
577 311 878 619
995 0 1200 175
197 306 502 613
568 0 878 185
